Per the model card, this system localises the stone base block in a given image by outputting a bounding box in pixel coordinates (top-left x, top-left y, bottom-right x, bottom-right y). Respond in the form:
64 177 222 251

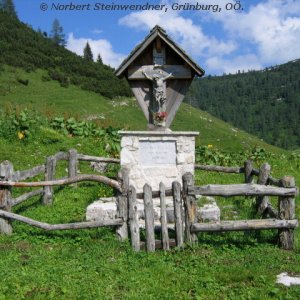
119 131 198 193
86 197 175 224
198 203 221 222
86 196 221 224
86 201 117 222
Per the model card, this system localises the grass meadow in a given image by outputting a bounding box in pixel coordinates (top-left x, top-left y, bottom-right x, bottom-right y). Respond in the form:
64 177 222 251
0 65 299 299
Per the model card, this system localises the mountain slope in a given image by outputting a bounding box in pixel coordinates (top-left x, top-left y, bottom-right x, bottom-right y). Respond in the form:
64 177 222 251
0 11 131 98
185 60 300 150
0 65 286 155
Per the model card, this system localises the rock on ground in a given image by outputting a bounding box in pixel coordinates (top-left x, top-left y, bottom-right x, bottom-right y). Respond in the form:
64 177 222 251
276 272 300 286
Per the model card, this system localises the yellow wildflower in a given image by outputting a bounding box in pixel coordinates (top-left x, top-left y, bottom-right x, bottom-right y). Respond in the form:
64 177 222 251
18 131 25 140
208 144 213 148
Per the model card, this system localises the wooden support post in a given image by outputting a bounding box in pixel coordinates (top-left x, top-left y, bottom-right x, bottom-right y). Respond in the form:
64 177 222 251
42 156 56 205
173 181 184 248
244 160 253 183
143 183 155 252
128 185 140 251
256 163 271 215
159 182 169 250
68 149 78 188
68 149 78 179
0 161 14 234
116 168 129 241
182 173 197 244
278 176 296 250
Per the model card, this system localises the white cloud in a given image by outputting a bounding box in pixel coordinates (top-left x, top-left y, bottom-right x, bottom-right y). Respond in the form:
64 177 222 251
119 7 236 59
91 29 103 34
206 54 263 75
66 33 125 68
212 0 300 65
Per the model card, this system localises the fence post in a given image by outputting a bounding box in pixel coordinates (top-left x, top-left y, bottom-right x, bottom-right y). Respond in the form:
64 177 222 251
278 176 296 250
256 163 271 215
173 181 184 248
42 156 56 205
182 173 197 244
0 161 14 234
128 185 140 251
244 160 253 183
68 149 78 179
159 182 169 250
143 183 155 252
68 149 78 188
116 168 129 241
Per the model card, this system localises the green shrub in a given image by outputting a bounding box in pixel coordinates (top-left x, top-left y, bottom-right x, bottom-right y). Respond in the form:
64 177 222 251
39 127 64 144
50 117 121 157
17 77 29 86
196 145 273 166
0 108 43 141
48 68 70 88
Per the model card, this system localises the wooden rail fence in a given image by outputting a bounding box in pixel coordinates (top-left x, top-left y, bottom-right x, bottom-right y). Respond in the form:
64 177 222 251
0 150 120 234
118 171 297 252
0 151 298 251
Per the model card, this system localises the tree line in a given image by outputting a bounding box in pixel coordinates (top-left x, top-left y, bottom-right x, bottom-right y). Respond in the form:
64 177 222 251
185 61 300 150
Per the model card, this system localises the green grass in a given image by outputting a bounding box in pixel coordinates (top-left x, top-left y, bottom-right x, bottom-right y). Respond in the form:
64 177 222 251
0 134 299 299
0 178 299 299
0 65 300 299
1 234 300 299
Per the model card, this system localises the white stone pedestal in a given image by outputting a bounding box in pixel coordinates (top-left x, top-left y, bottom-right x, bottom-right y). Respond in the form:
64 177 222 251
119 131 199 193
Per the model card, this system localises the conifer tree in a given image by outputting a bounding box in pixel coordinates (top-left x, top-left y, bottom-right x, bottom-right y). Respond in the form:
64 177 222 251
50 18 66 47
83 42 93 62
96 53 103 64
0 0 18 18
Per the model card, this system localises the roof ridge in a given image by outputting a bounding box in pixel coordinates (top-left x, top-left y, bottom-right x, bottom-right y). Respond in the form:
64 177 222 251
150 25 167 34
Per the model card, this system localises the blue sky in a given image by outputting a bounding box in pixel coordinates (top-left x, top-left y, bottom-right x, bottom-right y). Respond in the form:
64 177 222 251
14 0 300 75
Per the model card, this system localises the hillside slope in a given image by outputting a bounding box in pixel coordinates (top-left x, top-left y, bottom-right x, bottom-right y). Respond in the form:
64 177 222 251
0 65 286 155
185 60 300 150
0 11 131 98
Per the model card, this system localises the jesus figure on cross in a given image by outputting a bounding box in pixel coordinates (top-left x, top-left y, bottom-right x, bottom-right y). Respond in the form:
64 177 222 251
142 69 173 113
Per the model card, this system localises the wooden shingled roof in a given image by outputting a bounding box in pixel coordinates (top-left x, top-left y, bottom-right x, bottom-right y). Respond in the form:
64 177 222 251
115 25 205 77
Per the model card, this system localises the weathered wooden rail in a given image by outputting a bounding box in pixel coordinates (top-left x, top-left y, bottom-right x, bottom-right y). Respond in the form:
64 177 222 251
0 175 121 191
0 210 122 231
195 160 280 186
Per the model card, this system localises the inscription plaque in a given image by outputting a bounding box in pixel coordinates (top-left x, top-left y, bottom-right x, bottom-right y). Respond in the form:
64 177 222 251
139 141 176 166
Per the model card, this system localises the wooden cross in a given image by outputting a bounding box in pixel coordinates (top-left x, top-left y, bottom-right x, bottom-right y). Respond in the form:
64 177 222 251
127 42 192 128
115 26 204 129
128 65 192 81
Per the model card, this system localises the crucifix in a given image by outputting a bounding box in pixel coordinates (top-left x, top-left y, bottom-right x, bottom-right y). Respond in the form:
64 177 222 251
127 38 192 128
142 67 172 113
115 26 204 130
